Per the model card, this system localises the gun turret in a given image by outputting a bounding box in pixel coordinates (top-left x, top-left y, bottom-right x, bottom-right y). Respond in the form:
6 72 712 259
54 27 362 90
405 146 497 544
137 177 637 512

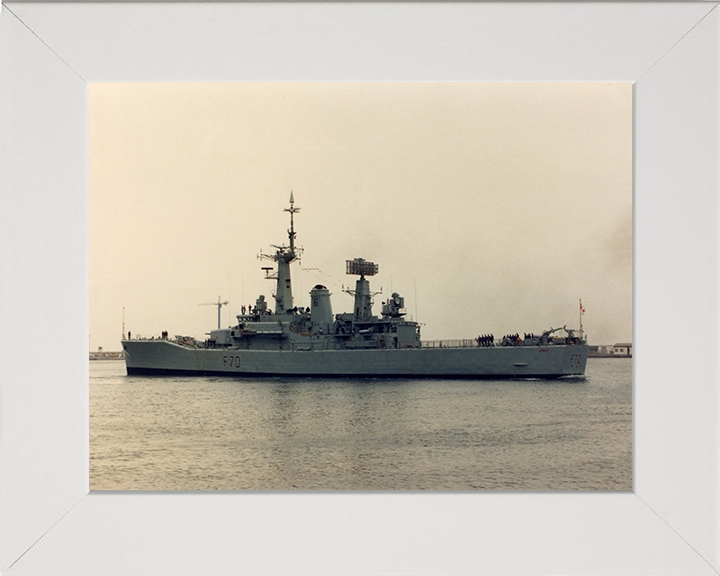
541 326 564 338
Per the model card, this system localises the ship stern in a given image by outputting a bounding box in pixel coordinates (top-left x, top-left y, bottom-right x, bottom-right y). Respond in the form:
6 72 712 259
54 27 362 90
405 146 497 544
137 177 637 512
562 344 589 376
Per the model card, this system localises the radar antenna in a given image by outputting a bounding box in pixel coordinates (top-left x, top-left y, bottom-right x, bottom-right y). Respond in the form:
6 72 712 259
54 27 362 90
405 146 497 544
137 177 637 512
344 258 381 321
346 258 379 277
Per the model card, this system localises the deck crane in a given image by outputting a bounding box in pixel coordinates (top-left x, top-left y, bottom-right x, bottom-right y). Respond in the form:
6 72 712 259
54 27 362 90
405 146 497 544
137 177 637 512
198 296 229 329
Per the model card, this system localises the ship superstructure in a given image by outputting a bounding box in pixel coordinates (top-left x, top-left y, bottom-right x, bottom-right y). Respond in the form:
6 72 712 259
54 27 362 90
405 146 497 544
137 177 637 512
123 195 588 378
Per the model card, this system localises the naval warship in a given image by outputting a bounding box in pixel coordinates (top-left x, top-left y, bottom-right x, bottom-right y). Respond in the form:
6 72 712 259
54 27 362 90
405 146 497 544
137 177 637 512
122 195 588 379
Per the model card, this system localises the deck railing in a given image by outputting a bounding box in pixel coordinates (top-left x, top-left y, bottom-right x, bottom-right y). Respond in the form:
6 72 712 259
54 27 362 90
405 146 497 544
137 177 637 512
419 338 577 349
420 339 479 349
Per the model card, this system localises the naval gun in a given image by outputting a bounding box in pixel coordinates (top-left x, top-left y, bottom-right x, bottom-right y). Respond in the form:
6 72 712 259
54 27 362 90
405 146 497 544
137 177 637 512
540 326 564 346
537 325 583 345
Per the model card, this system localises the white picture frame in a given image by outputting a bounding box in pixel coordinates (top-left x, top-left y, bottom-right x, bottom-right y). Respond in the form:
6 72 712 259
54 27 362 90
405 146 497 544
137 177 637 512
0 2 718 574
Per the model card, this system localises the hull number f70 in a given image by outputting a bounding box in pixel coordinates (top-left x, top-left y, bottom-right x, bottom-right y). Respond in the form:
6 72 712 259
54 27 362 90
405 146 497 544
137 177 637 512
223 356 241 368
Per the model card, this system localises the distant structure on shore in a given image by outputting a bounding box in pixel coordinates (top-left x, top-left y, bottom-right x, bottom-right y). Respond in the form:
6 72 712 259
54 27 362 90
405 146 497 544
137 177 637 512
589 343 632 358
90 347 124 361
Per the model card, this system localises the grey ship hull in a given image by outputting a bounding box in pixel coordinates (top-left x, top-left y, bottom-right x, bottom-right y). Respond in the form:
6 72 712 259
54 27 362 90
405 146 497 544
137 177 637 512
123 339 588 379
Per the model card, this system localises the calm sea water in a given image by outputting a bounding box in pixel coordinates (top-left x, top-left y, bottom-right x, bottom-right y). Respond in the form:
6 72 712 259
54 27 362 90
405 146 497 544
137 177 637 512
90 358 632 490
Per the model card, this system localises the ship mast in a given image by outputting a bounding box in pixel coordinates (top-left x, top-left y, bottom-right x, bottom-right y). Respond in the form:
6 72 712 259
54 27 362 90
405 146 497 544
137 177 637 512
259 193 301 315
285 191 299 256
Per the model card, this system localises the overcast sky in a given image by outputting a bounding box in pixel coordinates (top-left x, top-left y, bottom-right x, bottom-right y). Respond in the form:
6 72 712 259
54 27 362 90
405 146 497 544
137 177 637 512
90 82 631 351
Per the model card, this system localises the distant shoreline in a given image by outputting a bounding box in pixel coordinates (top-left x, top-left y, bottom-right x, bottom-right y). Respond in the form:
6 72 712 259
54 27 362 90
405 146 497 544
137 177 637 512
90 352 124 361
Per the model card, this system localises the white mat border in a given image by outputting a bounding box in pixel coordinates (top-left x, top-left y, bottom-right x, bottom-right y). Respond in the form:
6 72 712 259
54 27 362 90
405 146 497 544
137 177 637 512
0 3 718 574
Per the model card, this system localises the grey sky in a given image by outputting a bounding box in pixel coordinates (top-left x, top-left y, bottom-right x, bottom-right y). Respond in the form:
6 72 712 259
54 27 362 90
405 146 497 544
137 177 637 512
90 82 631 351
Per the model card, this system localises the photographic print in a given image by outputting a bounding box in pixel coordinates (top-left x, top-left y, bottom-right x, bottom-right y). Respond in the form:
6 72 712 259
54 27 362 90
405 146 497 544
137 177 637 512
90 82 631 490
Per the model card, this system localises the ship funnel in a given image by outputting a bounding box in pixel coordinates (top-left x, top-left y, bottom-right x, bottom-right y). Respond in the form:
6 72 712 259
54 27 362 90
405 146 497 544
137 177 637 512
310 285 333 330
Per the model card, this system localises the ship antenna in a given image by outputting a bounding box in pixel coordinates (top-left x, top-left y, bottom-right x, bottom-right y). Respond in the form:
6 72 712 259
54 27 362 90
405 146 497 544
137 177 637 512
284 191 300 255
414 277 418 322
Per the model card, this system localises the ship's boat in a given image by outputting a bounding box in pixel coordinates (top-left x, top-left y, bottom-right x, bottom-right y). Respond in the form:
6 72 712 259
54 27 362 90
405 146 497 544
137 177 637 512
122 194 588 379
